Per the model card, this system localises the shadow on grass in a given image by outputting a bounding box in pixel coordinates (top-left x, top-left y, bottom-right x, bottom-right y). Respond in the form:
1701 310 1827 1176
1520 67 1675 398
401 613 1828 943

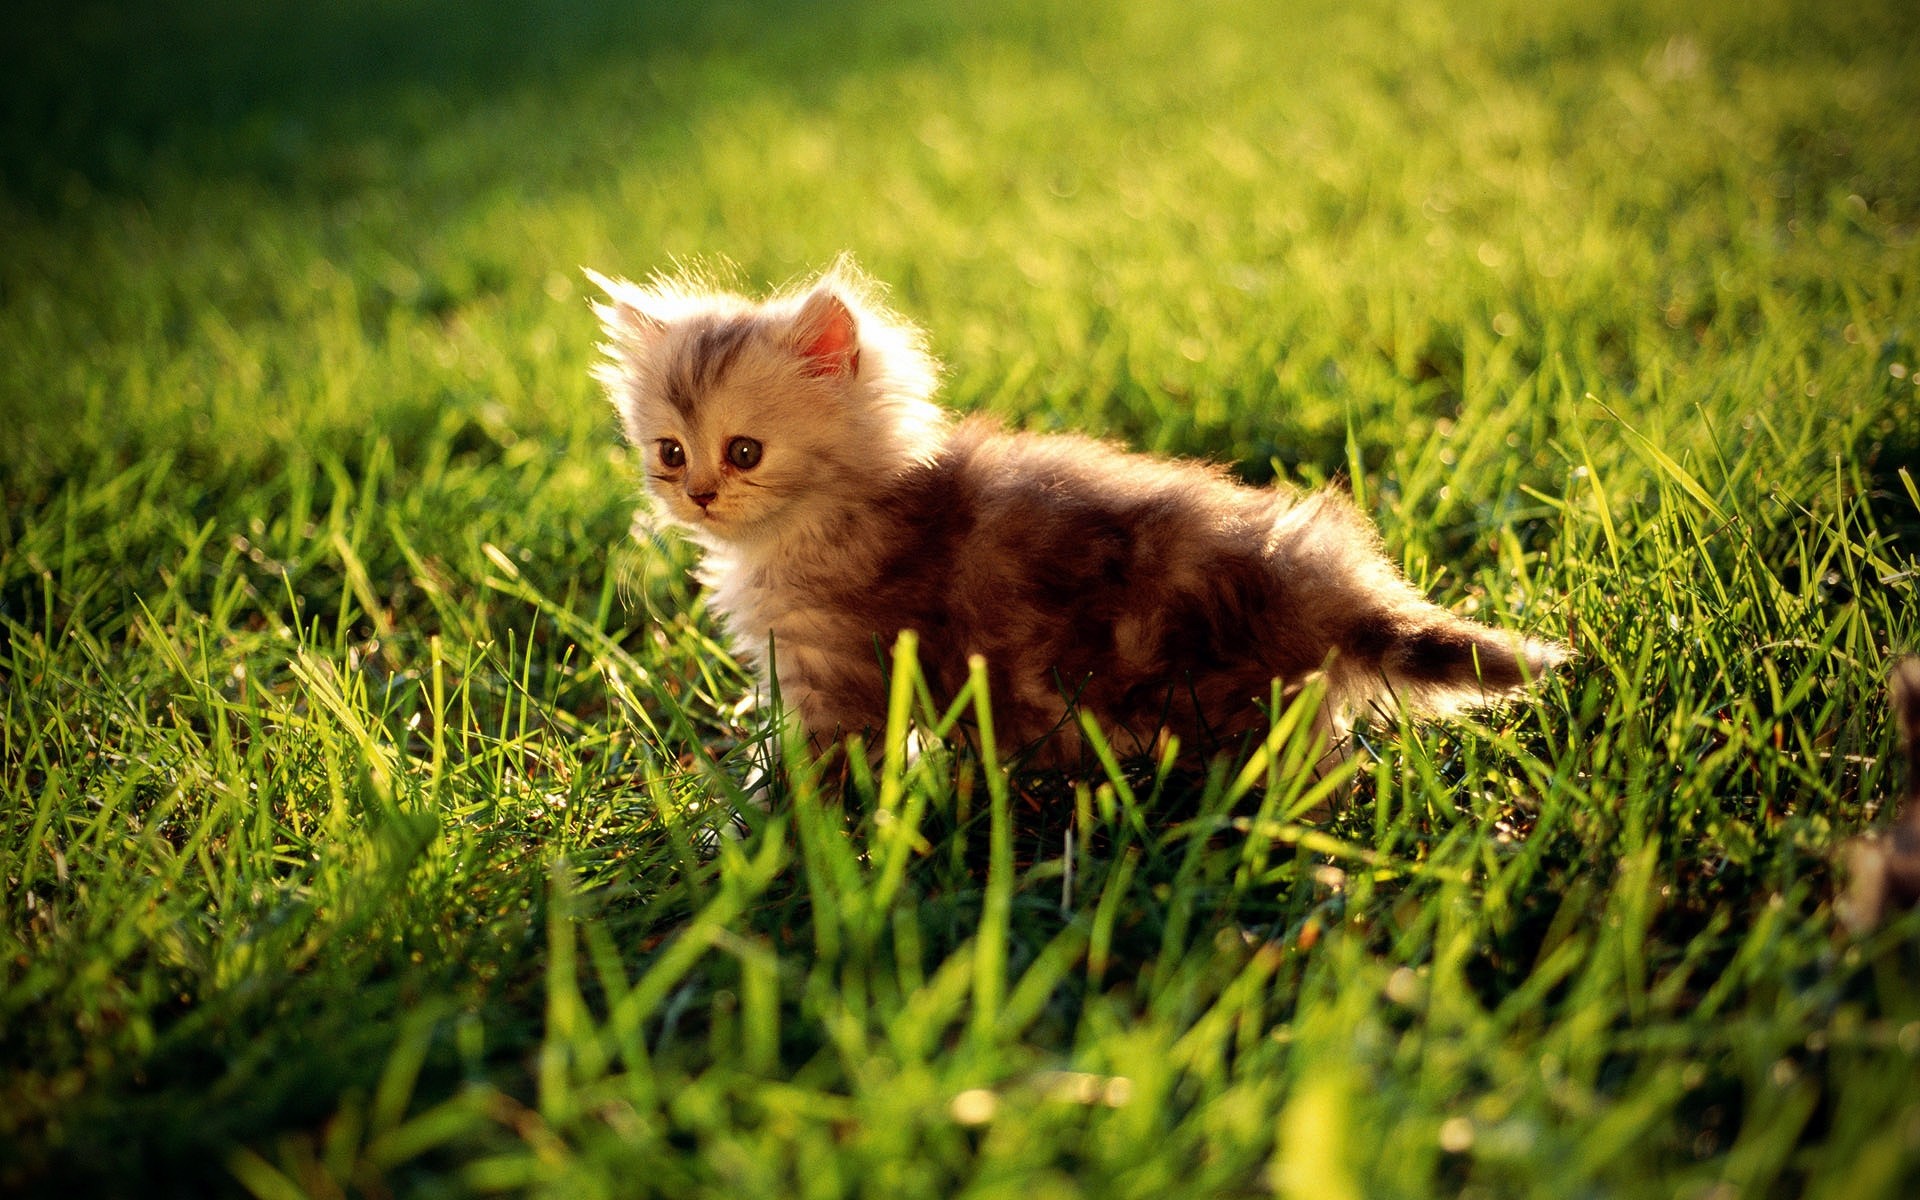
2 0 950 206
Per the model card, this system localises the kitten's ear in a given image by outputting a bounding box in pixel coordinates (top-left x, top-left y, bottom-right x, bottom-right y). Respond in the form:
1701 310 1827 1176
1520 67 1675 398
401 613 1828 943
791 288 860 379
583 268 668 353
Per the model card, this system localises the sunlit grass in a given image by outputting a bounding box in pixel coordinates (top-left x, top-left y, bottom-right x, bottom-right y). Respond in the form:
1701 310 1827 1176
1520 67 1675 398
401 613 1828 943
4 0 1919 1195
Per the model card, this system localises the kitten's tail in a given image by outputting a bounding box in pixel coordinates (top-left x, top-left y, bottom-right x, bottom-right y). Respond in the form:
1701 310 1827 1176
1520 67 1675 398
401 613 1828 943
1266 489 1569 720
1365 607 1571 718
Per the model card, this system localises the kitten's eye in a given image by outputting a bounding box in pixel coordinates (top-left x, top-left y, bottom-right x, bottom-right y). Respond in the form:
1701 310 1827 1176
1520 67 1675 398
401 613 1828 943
657 439 685 469
726 437 763 470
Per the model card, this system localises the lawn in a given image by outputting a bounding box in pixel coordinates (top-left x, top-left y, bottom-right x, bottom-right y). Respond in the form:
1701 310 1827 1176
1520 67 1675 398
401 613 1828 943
4 0 1920 1195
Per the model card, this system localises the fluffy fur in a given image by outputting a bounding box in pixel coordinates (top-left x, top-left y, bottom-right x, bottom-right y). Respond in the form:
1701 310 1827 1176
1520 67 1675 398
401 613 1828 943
591 258 1568 767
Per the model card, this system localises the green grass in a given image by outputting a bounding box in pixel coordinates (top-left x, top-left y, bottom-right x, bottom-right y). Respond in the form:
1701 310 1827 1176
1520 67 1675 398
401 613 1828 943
5 0 1920 1194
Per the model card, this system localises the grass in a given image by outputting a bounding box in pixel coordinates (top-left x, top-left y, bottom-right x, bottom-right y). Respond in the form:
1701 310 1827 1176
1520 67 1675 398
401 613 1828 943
4 0 1920 1194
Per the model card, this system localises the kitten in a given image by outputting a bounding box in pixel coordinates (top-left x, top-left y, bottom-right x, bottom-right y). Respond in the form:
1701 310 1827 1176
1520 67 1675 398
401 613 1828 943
589 258 1568 769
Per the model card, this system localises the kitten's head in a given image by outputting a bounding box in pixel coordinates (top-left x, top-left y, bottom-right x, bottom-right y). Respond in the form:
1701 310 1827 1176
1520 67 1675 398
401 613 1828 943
589 258 945 547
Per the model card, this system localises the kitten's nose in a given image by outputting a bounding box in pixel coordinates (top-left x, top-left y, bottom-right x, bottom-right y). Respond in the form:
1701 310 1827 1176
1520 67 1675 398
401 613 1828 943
688 488 718 510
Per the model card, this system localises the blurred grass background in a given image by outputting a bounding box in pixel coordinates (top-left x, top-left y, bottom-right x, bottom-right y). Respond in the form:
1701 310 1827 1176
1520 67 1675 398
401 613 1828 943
4 0 1920 1195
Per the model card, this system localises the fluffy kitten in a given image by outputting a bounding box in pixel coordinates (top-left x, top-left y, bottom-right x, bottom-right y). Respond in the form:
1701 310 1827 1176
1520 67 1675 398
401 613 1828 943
590 259 1567 768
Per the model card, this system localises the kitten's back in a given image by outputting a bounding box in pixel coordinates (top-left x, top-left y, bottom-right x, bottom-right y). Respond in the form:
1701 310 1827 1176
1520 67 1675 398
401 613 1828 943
811 419 1564 761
